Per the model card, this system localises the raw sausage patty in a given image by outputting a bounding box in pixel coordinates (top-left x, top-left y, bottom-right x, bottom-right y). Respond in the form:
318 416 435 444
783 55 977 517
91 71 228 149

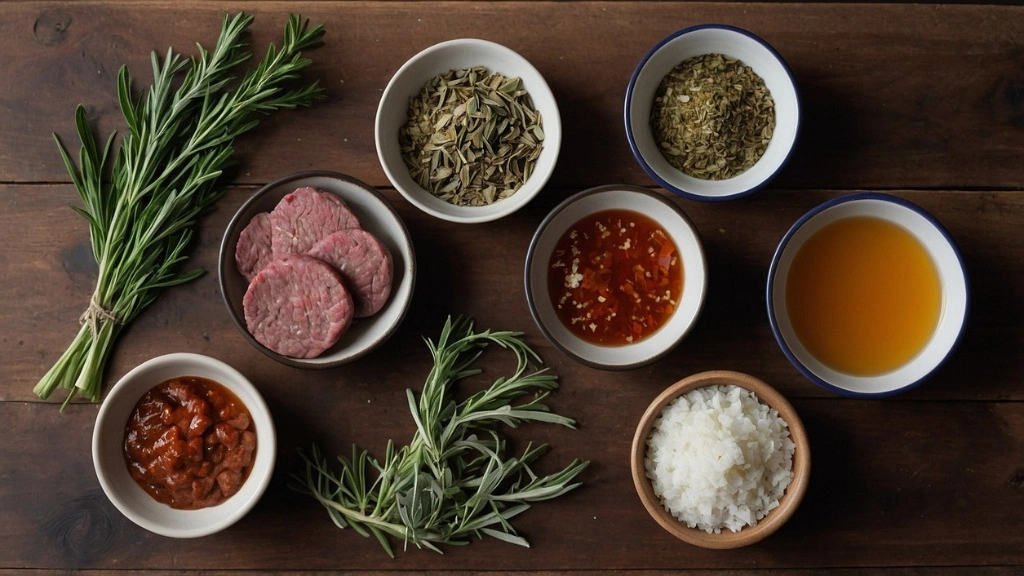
234 211 273 281
271 187 361 256
242 254 354 358
309 228 394 318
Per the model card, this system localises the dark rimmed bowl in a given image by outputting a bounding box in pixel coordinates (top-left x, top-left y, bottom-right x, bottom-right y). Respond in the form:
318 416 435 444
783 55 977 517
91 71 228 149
218 170 416 368
625 24 800 201
767 192 969 397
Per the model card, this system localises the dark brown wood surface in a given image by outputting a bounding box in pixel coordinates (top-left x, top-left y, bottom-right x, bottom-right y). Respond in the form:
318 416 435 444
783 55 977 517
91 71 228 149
1 2 1022 574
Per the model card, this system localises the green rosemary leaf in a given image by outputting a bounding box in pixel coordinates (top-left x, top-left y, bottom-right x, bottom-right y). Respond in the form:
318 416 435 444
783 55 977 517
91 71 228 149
34 12 324 405
294 317 589 556
479 527 530 547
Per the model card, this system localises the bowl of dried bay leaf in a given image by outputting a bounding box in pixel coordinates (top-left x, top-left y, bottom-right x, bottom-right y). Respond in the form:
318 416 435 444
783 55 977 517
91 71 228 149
625 24 800 201
375 38 561 223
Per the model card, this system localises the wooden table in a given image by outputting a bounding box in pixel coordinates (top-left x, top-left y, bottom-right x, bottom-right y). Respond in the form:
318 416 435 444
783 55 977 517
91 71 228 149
2 2 1022 574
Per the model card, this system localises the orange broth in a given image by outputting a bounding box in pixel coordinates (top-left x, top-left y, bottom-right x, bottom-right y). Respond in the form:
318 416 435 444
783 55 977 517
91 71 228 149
547 209 683 345
785 216 941 376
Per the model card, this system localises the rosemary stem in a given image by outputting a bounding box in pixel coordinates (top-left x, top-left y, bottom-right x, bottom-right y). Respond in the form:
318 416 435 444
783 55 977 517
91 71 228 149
34 12 324 406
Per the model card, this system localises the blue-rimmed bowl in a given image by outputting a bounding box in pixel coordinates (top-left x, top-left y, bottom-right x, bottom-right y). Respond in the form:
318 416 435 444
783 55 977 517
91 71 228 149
767 193 969 397
625 24 800 201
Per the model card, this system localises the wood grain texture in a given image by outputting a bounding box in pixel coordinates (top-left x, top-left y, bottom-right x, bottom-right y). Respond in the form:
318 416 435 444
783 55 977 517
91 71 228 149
4 186 1020 403
2 397 1023 570
0 3 1022 189
1 1 1022 574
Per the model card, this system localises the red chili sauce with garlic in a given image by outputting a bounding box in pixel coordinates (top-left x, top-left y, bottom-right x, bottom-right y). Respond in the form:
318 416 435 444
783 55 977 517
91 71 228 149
123 376 257 510
547 209 683 345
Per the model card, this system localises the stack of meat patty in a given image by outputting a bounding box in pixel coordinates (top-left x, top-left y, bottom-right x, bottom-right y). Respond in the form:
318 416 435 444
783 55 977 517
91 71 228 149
235 187 393 358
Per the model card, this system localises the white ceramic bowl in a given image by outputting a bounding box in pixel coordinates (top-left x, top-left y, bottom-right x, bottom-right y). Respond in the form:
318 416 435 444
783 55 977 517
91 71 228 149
525 185 707 369
92 353 276 538
375 38 562 223
218 170 416 368
767 192 970 397
625 24 800 201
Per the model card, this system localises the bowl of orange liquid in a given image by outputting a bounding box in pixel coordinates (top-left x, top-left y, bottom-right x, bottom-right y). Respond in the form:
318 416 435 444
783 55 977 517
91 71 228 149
767 193 969 397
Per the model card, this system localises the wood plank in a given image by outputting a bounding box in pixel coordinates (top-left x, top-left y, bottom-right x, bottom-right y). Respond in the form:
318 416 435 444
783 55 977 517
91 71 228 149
0 3 1021 189
3 571 1024 576
2 397 1023 570
3 185 1020 404
3 1 1023 573
5 572 1024 576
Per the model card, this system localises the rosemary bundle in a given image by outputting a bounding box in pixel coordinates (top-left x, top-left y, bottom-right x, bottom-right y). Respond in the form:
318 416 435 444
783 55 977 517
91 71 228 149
34 13 325 407
295 317 589 556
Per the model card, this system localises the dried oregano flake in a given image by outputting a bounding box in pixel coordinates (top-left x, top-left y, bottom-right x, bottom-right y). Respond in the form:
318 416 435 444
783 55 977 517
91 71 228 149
650 53 775 180
400 66 544 206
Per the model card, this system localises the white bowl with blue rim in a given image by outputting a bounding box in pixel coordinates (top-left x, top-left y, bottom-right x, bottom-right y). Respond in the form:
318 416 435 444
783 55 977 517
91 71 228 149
767 192 969 397
625 24 800 201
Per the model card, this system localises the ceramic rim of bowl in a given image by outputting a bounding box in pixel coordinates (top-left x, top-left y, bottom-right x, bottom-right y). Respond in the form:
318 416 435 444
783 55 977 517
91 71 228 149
624 23 800 202
766 192 970 398
524 185 707 370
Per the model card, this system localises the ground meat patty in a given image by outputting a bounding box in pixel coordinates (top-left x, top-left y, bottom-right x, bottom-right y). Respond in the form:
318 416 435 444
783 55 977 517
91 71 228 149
242 254 354 358
271 187 361 256
308 229 394 318
234 212 273 281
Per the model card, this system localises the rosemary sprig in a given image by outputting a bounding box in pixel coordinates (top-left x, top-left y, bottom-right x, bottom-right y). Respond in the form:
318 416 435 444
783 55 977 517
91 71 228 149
294 317 589 557
34 13 325 407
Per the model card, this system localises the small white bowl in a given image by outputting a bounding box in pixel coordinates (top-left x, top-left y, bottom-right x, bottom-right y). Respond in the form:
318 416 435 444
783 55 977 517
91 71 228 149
92 353 276 538
525 185 707 370
375 38 562 224
218 170 416 368
767 193 970 397
625 24 800 201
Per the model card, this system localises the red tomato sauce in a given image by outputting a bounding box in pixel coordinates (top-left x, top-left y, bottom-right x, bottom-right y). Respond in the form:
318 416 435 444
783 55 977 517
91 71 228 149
123 376 257 510
547 209 683 345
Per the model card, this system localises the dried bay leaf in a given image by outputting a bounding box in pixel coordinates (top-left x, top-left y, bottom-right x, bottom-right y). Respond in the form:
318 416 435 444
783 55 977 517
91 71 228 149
400 66 544 206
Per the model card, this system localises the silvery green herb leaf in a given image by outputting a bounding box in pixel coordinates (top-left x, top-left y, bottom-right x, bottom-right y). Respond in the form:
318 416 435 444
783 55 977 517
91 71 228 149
294 316 589 557
400 67 543 207
34 12 325 407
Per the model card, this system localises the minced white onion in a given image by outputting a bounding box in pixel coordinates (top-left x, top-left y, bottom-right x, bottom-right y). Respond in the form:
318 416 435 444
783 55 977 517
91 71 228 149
644 384 795 533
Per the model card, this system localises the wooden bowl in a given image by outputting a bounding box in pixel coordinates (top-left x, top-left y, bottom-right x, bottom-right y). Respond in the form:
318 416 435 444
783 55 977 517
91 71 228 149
630 370 811 549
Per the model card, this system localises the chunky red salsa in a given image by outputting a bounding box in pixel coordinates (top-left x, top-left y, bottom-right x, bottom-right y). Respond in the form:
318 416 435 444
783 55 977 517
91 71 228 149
547 209 683 345
124 376 257 510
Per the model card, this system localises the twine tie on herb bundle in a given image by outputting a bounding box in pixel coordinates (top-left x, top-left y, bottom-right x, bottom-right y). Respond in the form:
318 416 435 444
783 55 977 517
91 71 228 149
80 295 123 336
33 12 325 408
